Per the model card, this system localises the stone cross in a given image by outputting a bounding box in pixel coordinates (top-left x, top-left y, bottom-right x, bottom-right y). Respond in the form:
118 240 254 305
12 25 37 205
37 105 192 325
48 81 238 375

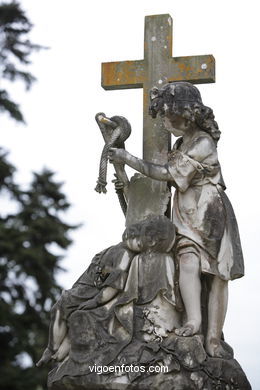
102 14 215 165
101 14 215 225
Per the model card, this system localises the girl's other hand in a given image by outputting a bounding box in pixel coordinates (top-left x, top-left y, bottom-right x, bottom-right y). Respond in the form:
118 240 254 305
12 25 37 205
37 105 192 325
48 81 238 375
108 148 127 164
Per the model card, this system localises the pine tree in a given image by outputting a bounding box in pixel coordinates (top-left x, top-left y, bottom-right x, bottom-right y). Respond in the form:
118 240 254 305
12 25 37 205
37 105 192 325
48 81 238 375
0 149 77 390
0 3 78 388
0 0 44 122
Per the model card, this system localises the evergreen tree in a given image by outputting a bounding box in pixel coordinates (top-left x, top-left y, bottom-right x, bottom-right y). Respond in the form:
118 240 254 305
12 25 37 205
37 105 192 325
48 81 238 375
0 0 44 122
0 149 77 389
0 3 78 388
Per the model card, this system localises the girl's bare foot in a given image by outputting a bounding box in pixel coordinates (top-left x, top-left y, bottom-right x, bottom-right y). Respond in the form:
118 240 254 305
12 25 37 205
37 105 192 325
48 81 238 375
206 338 232 359
52 337 70 361
36 348 54 367
175 320 200 337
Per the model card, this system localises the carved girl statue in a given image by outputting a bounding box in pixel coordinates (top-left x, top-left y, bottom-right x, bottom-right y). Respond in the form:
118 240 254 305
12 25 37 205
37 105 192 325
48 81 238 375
37 216 180 383
36 234 138 367
108 81 244 358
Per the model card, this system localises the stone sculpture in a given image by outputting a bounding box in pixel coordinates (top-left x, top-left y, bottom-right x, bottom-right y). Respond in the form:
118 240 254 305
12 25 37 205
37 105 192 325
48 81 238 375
108 81 244 359
38 81 251 390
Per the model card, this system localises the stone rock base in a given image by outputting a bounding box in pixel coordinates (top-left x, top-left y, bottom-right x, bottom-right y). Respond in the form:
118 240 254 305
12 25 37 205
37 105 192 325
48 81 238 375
48 334 251 390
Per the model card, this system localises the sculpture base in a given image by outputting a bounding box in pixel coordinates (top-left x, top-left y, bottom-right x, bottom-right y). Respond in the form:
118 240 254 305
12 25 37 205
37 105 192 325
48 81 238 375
48 334 251 390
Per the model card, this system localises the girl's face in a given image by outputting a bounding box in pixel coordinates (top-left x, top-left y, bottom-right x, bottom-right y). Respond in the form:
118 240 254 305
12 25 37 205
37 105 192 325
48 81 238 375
123 225 142 252
125 237 142 252
163 112 188 137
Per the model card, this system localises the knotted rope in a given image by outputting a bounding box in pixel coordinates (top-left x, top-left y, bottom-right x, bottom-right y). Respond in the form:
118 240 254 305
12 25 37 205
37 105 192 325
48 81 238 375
95 113 131 215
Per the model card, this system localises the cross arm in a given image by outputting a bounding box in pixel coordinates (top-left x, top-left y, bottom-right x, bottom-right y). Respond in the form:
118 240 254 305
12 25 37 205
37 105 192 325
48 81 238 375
101 60 145 90
168 55 215 84
101 54 215 91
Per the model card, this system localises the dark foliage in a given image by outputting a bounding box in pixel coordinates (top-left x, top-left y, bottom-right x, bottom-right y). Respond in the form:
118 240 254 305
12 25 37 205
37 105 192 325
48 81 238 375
0 3 78 389
0 149 78 389
0 1 45 122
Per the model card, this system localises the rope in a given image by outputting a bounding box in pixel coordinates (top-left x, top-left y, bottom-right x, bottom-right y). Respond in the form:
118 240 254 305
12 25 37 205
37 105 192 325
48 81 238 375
95 115 131 216
95 127 121 194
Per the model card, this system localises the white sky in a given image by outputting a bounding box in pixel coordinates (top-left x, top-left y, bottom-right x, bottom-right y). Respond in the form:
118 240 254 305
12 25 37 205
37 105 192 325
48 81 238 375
0 0 259 387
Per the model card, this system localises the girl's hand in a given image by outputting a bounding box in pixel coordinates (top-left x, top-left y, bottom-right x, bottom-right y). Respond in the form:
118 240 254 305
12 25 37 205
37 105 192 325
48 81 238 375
108 148 127 164
112 174 124 191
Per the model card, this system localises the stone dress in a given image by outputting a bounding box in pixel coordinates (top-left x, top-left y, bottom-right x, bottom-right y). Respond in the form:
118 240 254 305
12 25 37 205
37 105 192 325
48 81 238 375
168 131 244 281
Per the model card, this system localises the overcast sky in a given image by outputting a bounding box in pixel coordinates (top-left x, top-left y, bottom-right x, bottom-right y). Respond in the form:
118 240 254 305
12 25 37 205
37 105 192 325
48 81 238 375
1 0 259 387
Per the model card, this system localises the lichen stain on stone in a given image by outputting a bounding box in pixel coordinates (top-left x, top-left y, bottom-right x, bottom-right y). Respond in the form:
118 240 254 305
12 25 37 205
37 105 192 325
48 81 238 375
184 353 194 367
102 60 146 89
178 62 193 75
190 372 204 389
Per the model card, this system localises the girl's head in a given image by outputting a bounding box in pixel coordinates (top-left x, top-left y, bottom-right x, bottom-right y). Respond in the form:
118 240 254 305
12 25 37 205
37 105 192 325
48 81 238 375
122 222 142 252
122 216 175 253
149 82 220 144
140 215 175 253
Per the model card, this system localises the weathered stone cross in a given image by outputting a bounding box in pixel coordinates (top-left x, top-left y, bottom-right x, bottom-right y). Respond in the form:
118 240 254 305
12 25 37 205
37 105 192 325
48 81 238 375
102 14 215 165
101 14 215 225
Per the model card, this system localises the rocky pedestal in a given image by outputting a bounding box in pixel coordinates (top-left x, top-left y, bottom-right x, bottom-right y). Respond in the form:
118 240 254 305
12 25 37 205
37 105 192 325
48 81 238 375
48 333 251 390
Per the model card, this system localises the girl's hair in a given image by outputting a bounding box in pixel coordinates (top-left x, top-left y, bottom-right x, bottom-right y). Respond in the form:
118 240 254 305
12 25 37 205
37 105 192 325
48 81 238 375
149 82 221 145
